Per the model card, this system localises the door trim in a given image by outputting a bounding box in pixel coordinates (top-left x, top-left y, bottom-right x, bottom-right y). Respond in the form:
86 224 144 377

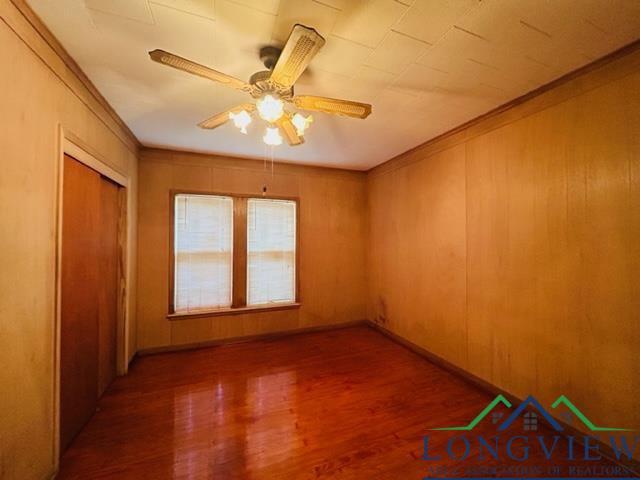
53 126 132 467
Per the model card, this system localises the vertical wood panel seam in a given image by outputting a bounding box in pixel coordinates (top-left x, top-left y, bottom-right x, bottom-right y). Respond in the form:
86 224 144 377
464 141 470 369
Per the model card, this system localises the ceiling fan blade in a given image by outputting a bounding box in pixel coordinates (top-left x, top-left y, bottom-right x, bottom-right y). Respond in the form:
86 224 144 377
292 95 372 119
276 115 304 146
198 103 255 129
270 24 326 88
149 49 251 92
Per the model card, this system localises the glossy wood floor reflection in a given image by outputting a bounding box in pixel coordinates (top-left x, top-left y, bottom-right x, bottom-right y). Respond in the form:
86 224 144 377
58 326 631 479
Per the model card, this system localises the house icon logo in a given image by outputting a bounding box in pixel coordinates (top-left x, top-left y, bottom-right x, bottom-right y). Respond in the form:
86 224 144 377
431 394 632 432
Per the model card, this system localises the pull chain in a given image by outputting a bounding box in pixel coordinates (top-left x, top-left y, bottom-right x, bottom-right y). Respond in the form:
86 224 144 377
262 142 267 196
262 145 275 195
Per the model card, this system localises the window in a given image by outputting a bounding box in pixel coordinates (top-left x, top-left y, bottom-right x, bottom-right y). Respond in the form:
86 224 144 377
173 194 233 313
247 199 297 305
523 412 538 431
170 192 298 316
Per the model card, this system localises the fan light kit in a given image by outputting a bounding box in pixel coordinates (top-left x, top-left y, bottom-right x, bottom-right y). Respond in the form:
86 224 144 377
149 24 372 147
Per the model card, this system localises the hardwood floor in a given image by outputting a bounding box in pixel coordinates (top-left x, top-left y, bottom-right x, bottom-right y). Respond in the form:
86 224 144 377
58 326 633 479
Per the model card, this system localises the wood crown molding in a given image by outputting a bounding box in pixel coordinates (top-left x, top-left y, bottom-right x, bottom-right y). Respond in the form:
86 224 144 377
7 0 639 175
369 39 640 177
6 0 140 153
140 147 368 180
144 39 640 174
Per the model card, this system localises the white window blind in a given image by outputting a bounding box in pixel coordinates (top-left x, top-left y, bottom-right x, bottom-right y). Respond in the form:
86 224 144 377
247 198 296 306
174 194 233 313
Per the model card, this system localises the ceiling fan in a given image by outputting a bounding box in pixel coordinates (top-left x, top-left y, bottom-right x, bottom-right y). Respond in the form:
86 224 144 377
149 24 372 147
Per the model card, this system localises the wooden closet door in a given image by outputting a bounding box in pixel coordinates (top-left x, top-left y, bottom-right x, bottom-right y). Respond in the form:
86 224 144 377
60 156 121 454
60 155 101 453
98 177 119 396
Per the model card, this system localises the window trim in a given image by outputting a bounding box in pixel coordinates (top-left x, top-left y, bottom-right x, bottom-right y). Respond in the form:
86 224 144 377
168 190 300 319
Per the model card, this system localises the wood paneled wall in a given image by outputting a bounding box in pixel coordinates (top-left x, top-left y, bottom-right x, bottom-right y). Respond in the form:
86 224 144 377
0 2 138 478
367 47 640 443
137 149 367 350
3 0 638 475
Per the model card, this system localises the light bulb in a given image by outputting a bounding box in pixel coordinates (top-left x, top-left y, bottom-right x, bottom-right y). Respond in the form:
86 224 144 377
256 94 284 123
263 127 282 146
291 113 313 136
229 110 252 134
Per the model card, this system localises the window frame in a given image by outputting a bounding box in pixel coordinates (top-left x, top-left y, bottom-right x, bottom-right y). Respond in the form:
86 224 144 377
168 190 300 319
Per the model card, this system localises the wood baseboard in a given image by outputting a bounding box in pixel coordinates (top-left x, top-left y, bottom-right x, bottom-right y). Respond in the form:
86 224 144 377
135 320 368 356
366 320 640 476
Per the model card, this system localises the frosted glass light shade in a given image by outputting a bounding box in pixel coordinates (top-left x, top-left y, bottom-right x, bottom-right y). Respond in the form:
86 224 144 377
263 127 283 146
256 94 284 123
291 113 313 136
229 110 252 134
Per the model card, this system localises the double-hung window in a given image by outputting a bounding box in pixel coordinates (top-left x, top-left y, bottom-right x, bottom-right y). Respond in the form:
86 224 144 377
170 193 298 316
247 198 297 306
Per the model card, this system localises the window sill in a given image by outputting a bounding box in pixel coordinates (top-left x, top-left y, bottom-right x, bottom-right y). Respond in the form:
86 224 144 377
167 302 301 321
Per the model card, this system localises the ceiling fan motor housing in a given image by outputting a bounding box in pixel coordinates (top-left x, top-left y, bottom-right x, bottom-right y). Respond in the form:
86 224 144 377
259 46 281 70
249 69 294 100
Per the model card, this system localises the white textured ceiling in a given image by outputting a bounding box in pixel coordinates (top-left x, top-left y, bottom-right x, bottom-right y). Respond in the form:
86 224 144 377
29 0 640 170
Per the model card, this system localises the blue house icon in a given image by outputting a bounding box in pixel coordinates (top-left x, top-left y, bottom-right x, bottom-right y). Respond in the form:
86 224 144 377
498 395 563 431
